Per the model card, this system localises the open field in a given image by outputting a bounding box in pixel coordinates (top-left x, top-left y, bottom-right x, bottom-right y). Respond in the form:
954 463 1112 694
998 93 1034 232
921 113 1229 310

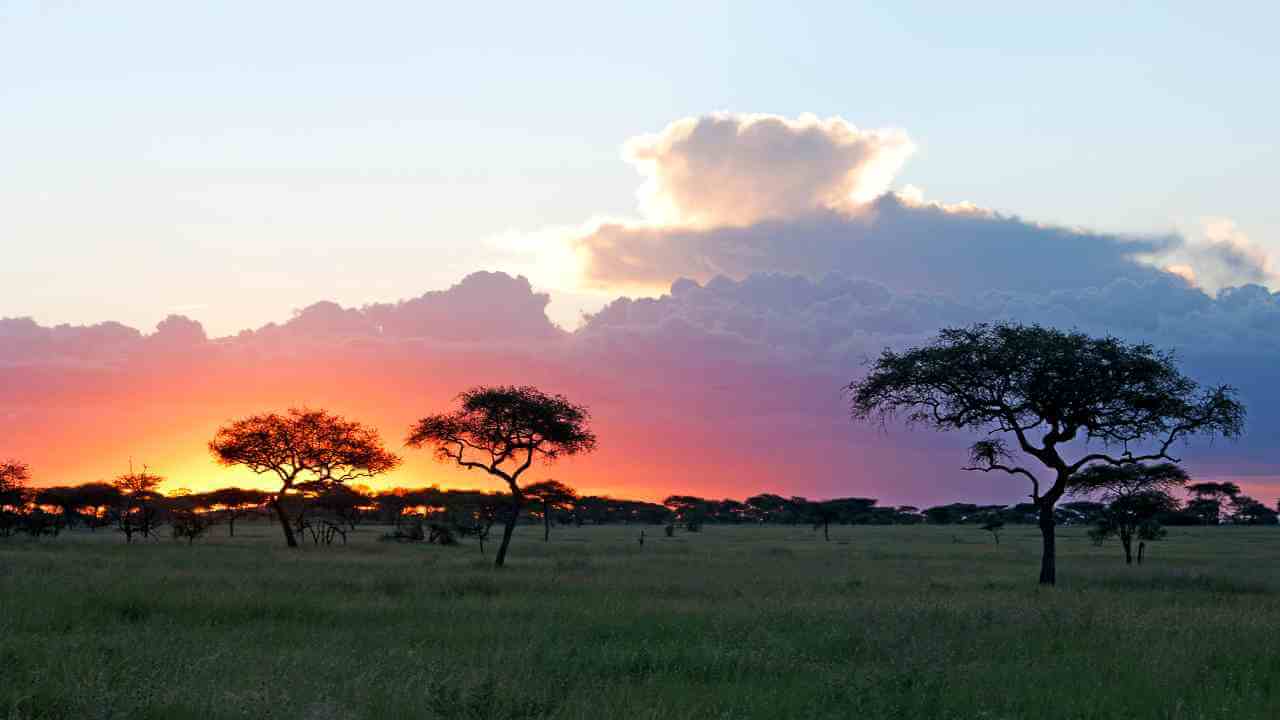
2 524 1279 719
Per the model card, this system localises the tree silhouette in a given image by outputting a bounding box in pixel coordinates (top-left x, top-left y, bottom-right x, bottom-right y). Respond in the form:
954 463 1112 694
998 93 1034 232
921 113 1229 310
1186 482 1242 525
0 461 31 537
848 322 1244 585
407 386 596 567
209 408 400 548
111 466 165 543
1228 495 1278 525
1071 463 1188 564
202 487 270 536
522 479 578 542
980 518 1004 544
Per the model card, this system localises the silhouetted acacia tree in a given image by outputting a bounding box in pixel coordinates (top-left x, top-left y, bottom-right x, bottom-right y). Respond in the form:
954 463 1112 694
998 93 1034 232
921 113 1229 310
202 487 270 536
848 323 1244 585
522 480 578 542
1070 463 1188 564
0 461 31 537
663 495 710 531
209 408 400 548
112 467 165 543
1228 495 1278 525
407 386 597 568
1185 482 1241 525
809 501 840 541
980 518 1004 544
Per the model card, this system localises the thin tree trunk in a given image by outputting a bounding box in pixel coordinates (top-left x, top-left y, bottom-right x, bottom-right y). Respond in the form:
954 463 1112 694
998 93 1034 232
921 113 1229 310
543 499 550 542
1038 503 1056 586
1122 532 1133 565
1137 541 1146 565
495 494 521 568
272 498 298 548
823 520 830 542
228 516 236 537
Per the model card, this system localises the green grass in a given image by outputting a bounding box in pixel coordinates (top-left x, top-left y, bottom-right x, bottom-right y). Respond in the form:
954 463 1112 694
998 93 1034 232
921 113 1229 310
2 523 1278 719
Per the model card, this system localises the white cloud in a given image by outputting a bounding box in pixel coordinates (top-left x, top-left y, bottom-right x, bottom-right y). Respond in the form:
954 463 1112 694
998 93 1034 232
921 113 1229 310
623 113 915 227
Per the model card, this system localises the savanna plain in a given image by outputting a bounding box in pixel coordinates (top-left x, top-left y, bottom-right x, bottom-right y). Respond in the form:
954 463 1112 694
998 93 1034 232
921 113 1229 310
1 524 1277 720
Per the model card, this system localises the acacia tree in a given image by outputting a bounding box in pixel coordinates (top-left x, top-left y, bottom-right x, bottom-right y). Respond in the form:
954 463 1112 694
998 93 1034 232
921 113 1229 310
848 323 1244 585
112 466 165 542
1186 481 1241 525
202 487 270 537
0 461 31 537
406 386 597 567
522 480 578 542
209 408 400 548
1070 463 1188 564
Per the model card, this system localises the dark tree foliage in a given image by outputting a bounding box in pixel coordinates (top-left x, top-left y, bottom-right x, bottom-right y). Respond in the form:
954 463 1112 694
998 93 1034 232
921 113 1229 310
848 322 1244 585
663 495 711 531
200 487 270 536
1184 482 1242 524
1071 463 1188 564
980 518 1004 544
1089 491 1180 564
407 386 597 567
210 408 400 548
0 461 31 537
1229 496 1278 525
112 468 165 543
522 479 578 542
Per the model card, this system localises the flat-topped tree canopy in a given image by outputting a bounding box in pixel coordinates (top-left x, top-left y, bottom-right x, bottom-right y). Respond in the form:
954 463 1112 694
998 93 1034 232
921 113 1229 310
406 385 597 567
847 322 1245 584
406 385 597 484
848 323 1243 494
210 408 400 488
209 408 399 548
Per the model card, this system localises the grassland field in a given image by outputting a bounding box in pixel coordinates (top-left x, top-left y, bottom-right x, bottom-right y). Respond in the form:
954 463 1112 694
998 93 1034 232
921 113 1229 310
1 522 1278 720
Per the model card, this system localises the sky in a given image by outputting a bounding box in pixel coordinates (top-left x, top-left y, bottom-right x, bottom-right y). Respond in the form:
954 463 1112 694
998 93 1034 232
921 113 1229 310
2 3 1278 505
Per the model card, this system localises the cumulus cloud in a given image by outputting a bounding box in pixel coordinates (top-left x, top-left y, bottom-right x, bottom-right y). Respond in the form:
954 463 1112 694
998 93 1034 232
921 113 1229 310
4 268 1280 504
1143 218 1278 294
623 113 915 227
575 196 1176 296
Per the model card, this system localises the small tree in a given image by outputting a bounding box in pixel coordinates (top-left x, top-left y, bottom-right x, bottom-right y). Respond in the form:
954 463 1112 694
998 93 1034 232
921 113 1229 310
169 501 214 545
407 386 597 568
202 487 270 537
848 323 1244 585
522 480 578 542
1185 482 1241 524
809 501 840 541
209 408 400 547
980 518 1005 544
0 461 30 538
112 466 165 543
1229 496 1278 525
1071 463 1188 564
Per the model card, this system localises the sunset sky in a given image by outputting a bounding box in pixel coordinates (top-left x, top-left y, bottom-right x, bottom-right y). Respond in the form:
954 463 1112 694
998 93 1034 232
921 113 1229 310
3 3 1278 504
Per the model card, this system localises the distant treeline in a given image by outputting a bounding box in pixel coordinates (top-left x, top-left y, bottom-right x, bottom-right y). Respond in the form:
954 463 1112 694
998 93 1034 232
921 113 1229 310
1 470 1275 546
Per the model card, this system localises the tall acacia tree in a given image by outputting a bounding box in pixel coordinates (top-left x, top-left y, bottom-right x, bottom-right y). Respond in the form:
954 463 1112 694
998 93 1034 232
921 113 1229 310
209 408 400 548
406 386 597 567
848 323 1244 585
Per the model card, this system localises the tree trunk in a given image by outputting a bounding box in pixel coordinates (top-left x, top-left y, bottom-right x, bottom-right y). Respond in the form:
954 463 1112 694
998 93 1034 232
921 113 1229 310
823 520 830 542
1121 531 1133 565
543 499 550 542
495 494 521 568
1137 541 1146 565
272 499 298 548
228 516 236 537
1038 503 1056 586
